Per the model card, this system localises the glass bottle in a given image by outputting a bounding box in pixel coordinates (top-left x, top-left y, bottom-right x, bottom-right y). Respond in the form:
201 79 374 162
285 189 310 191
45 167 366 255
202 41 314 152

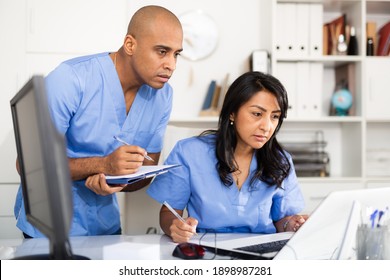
347 26 358 55
367 37 374 56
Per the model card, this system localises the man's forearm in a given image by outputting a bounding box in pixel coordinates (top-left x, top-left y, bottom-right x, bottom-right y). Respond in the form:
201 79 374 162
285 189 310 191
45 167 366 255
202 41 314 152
68 157 107 181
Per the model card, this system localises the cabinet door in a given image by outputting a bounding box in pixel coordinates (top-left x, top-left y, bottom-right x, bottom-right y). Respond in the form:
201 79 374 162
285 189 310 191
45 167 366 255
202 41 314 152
299 182 363 214
366 59 390 119
0 184 23 239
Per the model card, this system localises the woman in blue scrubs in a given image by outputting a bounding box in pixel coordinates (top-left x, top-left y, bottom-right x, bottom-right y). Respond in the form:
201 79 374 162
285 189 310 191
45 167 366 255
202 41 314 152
147 71 308 243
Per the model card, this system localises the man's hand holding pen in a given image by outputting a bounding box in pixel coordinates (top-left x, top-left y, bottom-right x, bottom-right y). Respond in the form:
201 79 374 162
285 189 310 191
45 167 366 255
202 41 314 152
84 137 157 195
104 145 146 176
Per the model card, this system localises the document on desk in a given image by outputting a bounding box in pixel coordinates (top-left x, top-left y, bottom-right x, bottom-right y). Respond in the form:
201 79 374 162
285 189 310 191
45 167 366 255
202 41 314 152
105 164 180 185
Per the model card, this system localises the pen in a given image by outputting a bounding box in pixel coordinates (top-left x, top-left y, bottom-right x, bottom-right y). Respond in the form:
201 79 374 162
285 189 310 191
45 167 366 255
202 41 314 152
163 201 197 235
113 136 154 162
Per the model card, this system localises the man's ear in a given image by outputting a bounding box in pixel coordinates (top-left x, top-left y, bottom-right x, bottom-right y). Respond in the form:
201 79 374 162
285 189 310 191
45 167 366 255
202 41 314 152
123 35 136 55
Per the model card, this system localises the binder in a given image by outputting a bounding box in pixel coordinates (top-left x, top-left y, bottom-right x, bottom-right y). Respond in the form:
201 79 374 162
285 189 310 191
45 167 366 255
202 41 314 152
295 62 323 118
296 62 310 117
308 63 323 117
106 164 180 185
275 3 297 57
296 3 310 57
284 3 298 57
274 3 285 56
274 62 297 118
309 3 323 56
201 80 217 110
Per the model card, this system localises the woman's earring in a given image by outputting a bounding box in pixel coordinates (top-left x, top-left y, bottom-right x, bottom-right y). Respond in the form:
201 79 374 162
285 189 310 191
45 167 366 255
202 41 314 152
230 121 234 125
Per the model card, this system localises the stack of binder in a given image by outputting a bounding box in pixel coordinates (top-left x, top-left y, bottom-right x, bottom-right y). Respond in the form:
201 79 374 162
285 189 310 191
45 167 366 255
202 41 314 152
280 131 330 177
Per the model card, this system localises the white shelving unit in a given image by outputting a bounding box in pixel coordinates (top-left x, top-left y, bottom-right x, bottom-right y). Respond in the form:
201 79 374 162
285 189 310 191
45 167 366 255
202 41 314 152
268 0 390 212
167 0 390 213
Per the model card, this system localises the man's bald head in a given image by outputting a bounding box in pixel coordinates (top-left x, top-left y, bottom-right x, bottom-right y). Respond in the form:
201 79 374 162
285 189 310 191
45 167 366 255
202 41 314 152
127 5 182 38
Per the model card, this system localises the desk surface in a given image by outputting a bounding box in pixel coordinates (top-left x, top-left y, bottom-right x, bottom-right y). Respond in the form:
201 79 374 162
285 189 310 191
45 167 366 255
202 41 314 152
0 234 179 260
2 188 389 260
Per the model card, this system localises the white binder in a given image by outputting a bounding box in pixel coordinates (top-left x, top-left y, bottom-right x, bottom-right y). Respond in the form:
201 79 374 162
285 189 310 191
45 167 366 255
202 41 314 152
296 3 310 57
275 3 297 57
309 3 323 56
274 62 298 118
274 3 285 56
296 62 310 117
308 63 323 117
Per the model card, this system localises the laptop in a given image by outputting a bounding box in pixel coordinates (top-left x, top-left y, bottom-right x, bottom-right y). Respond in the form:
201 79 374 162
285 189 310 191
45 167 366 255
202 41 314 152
191 231 294 259
274 187 390 260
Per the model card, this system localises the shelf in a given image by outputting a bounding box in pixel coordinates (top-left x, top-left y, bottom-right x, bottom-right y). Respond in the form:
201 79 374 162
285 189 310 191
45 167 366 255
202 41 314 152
285 116 363 123
366 118 390 122
169 117 219 128
298 177 363 183
275 55 362 68
169 116 218 123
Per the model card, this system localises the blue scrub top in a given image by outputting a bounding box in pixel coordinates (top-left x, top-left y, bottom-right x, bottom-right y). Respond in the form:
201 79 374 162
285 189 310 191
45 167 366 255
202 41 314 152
147 134 305 233
14 52 173 236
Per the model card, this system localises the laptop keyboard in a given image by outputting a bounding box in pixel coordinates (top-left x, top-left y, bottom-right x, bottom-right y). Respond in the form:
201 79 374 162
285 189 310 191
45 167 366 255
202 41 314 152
234 239 289 254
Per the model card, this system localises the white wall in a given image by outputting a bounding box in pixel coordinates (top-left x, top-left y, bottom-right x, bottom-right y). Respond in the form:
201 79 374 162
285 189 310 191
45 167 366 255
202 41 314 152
0 0 271 236
127 0 272 119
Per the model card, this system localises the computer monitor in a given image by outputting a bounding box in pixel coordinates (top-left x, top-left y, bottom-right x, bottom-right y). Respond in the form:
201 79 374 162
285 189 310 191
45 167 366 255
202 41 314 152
10 75 88 260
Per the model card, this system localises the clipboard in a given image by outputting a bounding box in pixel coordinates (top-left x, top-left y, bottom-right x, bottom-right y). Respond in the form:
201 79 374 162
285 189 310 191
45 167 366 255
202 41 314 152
105 164 180 185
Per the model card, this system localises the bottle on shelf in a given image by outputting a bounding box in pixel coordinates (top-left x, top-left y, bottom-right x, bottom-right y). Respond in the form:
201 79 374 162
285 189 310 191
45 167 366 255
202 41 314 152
337 34 348 55
347 26 358 55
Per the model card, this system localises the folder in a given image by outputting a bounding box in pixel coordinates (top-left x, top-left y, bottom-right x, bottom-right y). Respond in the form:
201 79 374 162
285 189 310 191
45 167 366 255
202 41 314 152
309 3 323 57
274 62 298 118
275 3 297 57
106 164 180 185
284 3 298 57
201 80 217 110
296 3 310 57
274 3 285 56
296 62 310 117
308 62 323 117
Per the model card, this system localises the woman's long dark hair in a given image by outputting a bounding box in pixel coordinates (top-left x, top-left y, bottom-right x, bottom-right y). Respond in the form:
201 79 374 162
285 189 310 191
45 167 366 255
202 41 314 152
201 71 290 188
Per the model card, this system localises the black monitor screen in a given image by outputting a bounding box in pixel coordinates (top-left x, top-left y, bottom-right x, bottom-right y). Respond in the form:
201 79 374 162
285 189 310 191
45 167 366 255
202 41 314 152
10 75 87 260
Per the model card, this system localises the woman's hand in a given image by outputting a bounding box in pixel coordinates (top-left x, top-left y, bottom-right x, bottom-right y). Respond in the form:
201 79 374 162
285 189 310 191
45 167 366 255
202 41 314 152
169 217 198 243
276 214 309 232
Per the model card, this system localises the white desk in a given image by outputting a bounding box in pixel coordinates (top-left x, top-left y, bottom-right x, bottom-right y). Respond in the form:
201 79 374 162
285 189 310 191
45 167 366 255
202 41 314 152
1 233 275 260
0 234 179 260
2 188 389 260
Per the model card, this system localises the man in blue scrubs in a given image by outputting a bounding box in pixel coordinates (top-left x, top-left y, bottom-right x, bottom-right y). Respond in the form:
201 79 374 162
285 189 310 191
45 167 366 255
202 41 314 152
14 5 183 237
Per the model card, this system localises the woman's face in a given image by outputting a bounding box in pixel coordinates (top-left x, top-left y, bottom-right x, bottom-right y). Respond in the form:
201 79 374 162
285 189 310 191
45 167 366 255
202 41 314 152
231 90 281 151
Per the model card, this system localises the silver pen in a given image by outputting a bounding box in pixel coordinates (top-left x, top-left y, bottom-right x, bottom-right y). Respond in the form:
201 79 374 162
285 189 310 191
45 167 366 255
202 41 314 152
163 201 197 235
113 136 154 162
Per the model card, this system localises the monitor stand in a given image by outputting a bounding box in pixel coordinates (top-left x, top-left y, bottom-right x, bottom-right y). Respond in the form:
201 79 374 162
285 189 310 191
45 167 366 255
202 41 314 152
12 253 90 260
